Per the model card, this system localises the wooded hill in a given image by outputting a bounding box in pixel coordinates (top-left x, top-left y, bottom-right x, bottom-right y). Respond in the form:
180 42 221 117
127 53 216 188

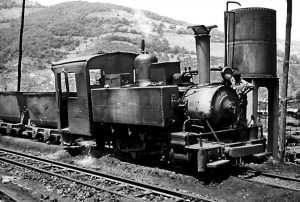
0 1 299 99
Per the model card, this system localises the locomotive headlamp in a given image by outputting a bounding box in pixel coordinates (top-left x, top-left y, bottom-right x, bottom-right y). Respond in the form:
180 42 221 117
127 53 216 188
221 67 233 81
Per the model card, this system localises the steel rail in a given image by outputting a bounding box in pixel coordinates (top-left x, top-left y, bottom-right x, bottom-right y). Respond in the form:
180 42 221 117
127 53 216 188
241 177 300 192
0 147 212 202
0 189 21 202
245 168 300 183
235 167 300 192
0 156 139 202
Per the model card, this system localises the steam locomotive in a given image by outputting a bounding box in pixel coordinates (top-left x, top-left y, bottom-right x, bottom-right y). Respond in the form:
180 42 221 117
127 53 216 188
0 6 277 172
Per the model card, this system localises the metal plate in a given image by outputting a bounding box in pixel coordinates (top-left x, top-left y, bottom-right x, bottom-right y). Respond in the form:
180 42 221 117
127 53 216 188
24 92 58 128
0 92 25 123
92 86 179 127
227 7 276 76
227 144 264 158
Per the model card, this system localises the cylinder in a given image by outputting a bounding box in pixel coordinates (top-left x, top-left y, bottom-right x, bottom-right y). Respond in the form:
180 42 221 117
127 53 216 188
195 35 210 84
227 7 277 77
134 53 158 87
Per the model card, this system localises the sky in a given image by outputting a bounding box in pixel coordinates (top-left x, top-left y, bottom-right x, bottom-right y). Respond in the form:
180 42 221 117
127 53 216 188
34 0 299 41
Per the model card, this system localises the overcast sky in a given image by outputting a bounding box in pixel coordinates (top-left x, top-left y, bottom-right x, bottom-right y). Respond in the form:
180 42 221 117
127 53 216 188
35 0 299 41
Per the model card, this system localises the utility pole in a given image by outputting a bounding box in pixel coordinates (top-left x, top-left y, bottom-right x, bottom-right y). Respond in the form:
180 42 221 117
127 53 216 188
17 0 25 92
279 0 292 162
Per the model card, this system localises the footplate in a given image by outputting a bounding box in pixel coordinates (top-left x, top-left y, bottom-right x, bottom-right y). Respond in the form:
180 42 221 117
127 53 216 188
206 159 230 168
225 144 265 158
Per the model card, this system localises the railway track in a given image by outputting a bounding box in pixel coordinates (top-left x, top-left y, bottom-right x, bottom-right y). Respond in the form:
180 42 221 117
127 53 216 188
0 190 19 202
0 147 211 202
235 167 300 192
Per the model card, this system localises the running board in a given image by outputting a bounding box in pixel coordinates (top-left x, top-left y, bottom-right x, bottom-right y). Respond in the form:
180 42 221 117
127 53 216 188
253 152 270 159
226 144 264 158
206 159 230 168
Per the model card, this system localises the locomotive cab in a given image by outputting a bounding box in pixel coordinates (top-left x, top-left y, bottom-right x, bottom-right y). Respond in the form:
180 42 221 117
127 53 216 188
51 52 138 142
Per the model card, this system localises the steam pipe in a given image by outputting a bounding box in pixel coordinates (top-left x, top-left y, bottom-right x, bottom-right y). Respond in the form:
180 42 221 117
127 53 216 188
224 1 241 67
226 1 241 11
188 25 217 84
224 11 228 67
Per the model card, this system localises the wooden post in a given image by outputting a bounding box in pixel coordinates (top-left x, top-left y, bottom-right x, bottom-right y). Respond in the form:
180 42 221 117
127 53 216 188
279 0 292 161
17 0 25 92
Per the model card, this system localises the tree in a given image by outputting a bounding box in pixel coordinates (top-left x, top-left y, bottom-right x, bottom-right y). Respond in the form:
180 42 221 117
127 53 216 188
157 22 165 37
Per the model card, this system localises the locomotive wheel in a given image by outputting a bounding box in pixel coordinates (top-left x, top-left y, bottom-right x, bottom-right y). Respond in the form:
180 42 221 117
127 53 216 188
129 151 142 161
0 128 6 135
60 133 74 146
35 133 44 142
95 124 112 150
9 129 18 137
18 130 25 138
113 135 122 155
95 136 105 150
21 131 31 139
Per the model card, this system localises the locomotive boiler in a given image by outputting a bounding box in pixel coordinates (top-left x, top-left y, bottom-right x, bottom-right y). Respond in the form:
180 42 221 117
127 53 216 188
0 5 277 172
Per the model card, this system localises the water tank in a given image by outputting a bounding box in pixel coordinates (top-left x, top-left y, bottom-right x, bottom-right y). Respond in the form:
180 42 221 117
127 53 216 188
227 7 277 77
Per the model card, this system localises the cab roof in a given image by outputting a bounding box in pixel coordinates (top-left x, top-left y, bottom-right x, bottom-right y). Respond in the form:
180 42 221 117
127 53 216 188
51 52 139 75
52 52 138 67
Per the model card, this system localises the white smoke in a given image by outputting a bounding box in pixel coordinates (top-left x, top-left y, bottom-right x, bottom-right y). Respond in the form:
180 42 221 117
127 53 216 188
133 9 153 39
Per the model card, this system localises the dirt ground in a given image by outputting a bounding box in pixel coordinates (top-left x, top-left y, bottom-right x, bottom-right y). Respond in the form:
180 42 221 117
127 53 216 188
1 136 300 202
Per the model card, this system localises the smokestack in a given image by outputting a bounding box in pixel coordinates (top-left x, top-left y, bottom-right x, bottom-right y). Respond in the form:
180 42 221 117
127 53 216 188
188 25 217 84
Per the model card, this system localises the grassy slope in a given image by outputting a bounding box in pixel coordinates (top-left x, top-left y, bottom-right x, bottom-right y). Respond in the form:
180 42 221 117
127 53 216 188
0 1 299 100
0 1 206 91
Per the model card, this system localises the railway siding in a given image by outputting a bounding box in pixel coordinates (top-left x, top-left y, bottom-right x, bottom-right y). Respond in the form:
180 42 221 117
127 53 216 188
0 147 211 202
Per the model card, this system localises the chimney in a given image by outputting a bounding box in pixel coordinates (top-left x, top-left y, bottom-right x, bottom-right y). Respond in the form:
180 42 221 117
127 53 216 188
188 25 217 84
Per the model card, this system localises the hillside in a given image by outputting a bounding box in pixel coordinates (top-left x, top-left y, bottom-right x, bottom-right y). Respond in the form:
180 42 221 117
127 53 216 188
0 1 299 99
0 1 224 91
0 0 42 9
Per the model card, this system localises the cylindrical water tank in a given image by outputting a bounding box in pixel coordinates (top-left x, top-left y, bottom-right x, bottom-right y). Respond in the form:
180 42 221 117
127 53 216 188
227 7 277 77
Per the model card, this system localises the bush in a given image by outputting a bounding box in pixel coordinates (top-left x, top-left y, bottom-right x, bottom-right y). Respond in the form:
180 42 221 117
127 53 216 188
170 45 188 54
277 49 284 58
114 26 129 33
130 29 141 34
102 35 141 45
168 24 176 30
0 63 5 71
176 28 193 35
148 37 170 53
